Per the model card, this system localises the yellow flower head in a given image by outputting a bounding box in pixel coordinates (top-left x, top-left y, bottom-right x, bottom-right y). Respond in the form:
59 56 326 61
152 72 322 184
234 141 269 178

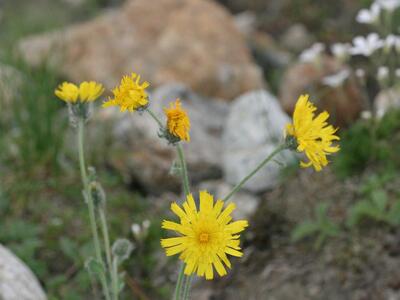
285 94 340 171
164 99 190 142
161 191 248 280
55 81 104 103
102 73 149 112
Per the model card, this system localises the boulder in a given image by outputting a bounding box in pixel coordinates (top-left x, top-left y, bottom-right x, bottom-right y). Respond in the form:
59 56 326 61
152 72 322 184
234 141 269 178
222 90 295 193
0 244 47 300
198 180 260 219
279 57 364 127
97 83 229 194
17 0 264 100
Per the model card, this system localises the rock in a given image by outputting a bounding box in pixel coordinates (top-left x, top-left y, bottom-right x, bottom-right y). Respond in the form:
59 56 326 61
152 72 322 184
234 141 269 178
279 57 364 127
198 180 260 219
280 23 315 53
99 83 229 194
222 90 295 193
374 87 400 118
0 244 47 300
17 0 265 100
234 11 257 36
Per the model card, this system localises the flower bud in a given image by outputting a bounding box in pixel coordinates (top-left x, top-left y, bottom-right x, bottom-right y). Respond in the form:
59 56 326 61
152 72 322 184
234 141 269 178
112 239 135 264
68 102 92 127
89 181 106 208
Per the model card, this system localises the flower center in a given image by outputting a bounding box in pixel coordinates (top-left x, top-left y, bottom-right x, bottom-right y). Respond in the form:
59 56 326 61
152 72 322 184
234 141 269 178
199 232 209 243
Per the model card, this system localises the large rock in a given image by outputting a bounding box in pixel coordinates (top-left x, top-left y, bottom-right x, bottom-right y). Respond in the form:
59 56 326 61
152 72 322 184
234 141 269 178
0 244 47 300
222 90 294 193
17 0 264 100
98 83 229 194
279 57 364 127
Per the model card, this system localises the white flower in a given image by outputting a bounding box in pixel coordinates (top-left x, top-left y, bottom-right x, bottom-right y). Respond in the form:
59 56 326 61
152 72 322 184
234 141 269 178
377 66 389 82
384 34 400 51
356 3 381 24
299 43 325 63
356 68 366 79
331 43 351 61
376 0 400 11
350 33 384 56
396 68 400 78
322 69 351 87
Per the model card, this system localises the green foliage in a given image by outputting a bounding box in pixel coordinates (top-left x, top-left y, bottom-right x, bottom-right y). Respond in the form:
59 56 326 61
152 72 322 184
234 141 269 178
291 203 341 250
347 173 400 227
333 109 400 178
0 62 68 173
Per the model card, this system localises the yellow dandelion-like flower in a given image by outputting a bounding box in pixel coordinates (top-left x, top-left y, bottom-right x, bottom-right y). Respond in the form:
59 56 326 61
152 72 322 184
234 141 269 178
164 99 190 142
285 94 340 171
55 81 104 103
102 73 149 112
161 191 248 280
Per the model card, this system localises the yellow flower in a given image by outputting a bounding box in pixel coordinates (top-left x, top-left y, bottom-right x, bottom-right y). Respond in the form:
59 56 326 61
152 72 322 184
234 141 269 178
164 99 190 142
285 94 340 171
55 81 104 103
161 191 248 280
55 82 79 103
102 73 149 112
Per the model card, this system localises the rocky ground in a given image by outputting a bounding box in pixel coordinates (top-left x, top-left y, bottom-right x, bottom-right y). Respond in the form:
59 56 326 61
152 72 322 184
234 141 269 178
1 0 400 299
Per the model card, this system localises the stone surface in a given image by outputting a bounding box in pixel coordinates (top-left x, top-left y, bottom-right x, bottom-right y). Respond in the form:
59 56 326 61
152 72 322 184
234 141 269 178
374 87 400 118
279 57 364 127
98 83 229 194
17 0 264 100
198 180 260 219
280 23 315 52
222 90 295 193
0 244 47 300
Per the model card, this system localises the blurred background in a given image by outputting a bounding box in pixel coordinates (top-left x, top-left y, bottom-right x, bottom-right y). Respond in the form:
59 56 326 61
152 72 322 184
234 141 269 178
0 0 400 299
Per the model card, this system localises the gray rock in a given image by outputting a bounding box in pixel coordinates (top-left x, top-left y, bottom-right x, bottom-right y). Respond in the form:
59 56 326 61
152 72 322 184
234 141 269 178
222 90 294 193
198 180 259 219
101 83 229 194
280 23 315 53
0 244 47 300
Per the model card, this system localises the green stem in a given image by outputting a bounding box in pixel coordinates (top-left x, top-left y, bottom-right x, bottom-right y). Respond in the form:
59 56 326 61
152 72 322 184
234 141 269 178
182 275 193 300
77 119 111 300
145 107 191 299
99 208 118 300
175 145 191 299
176 144 190 196
173 263 186 300
223 144 287 202
146 108 163 128
112 257 119 300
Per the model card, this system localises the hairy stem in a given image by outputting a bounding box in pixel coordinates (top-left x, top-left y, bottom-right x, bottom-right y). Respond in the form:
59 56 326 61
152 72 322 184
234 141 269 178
223 144 287 202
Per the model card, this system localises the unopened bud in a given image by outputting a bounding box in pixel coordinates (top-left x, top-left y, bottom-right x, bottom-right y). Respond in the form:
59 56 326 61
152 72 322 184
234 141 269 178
112 239 134 263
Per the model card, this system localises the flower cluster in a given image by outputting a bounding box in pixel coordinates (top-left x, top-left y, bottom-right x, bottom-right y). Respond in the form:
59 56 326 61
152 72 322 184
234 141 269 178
285 95 340 171
103 73 149 112
161 191 248 279
163 99 191 143
55 81 104 103
55 71 340 285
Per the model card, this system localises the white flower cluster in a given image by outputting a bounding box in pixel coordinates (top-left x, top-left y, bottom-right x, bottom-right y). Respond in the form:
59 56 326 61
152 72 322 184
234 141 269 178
356 0 400 24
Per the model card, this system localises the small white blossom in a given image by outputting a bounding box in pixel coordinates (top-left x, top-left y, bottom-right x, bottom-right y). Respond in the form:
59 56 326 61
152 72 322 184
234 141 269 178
395 69 400 78
322 69 351 87
355 68 366 79
361 110 372 120
356 3 381 24
376 0 400 11
299 43 325 63
331 43 351 61
350 33 384 56
384 34 400 51
377 66 389 82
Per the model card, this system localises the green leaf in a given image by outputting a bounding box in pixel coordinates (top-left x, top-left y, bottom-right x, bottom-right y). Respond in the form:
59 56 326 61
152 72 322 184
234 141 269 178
370 190 388 212
85 258 105 279
291 221 319 242
347 200 382 227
